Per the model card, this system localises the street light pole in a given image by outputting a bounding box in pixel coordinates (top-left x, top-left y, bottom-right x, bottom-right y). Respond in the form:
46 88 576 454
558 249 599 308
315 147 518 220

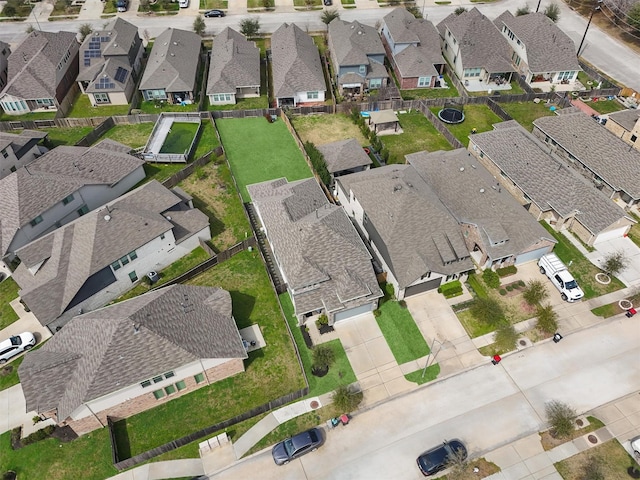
30 2 42 31
421 338 444 379
577 1 602 57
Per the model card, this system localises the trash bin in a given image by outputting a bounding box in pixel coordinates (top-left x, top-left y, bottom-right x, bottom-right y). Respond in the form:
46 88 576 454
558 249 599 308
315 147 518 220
553 333 563 343
626 308 637 318
491 354 501 365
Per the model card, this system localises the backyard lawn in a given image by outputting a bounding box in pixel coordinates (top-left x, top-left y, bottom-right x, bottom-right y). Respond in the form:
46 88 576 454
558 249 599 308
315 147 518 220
375 300 430 364
498 101 557 131
96 122 155 148
540 222 625 298
193 120 220 160
292 113 369 147
400 74 459 100
138 101 199 114
432 104 503 147
66 94 130 118
0 111 56 122
381 110 453 164
118 250 305 455
0 277 20 330
588 98 625 115
37 126 94 147
159 122 199 154
216 117 312 201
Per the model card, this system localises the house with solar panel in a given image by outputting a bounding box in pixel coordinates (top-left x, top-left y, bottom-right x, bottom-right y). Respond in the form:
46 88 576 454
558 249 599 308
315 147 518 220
77 18 144 107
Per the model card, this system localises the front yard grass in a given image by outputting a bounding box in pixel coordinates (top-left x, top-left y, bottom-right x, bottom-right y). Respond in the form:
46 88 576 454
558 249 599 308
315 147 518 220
591 290 640 318
431 104 502 147
200 0 227 8
216 117 312 201
554 439 638 479
96 122 155 149
120 250 304 455
375 300 430 364
540 222 625 299
280 293 356 397
404 364 441 385
37 126 94 147
381 110 453 164
66 93 130 118
628 212 640 249
292 113 369 147
401 74 459 99
159 122 199 154
498 101 557 131
0 277 20 330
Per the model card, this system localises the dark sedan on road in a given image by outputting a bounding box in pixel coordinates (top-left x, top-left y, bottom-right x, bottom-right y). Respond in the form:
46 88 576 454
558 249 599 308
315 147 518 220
417 439 467 476
272 428 324 465
204 9 225 17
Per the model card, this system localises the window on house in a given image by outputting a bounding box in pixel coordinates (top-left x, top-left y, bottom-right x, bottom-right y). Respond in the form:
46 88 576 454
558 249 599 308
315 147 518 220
93 92 111 104
164 371 175 379
1 149 7 158
140 380 152 388
307 91 319 99
129 271 138 283
62 194 74 205
30 215 43 227
359 65 366 75
129 251 137 261
153 389 165 400
164 385 176 395
631 134 637 143
194 373 205 383
153 375 163 383
111 261 121 271
417 77 430 87
176 380 186 391
77 205 89 216
120 255 130 266
160 234 165 240
369 79 382 88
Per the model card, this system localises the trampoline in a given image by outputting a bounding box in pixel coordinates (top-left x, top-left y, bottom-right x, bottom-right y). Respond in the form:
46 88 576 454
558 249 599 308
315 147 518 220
438 105 465 124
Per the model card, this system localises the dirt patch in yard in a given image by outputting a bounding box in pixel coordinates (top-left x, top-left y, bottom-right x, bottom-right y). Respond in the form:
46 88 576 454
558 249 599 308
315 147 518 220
291 113 369 146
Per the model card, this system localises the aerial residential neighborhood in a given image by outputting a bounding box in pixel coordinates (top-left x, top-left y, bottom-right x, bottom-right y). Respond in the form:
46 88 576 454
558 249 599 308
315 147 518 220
0 0 639 479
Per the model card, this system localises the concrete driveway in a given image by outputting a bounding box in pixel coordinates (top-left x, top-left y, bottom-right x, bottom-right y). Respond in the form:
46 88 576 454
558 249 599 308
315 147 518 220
587 236 640 287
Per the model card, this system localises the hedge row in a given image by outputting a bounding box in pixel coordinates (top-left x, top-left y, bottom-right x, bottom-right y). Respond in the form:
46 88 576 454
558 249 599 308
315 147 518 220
496 265 518 277
438 280 463 298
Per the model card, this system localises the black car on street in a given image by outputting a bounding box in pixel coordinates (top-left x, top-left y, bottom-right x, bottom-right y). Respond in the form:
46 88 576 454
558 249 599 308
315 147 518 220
417 439 467 476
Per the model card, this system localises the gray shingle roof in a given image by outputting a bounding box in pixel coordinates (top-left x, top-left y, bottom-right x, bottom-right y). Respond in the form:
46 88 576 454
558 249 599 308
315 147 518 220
607 108 640 132
139 28 201 93
12 180 209 326
0 129 47 158
383 8 445 78
206 28 260 96
2 31 78 101
85 57 132 94
0 143 144 257
328 19 385 67
271 23 325 99
317 138 372 173
337 166 473 288
437 8 514 73
533 112 640 199
494 11 580 74
19 284 246 421
247 178 382 316
469 122 631 235
407 149 555 260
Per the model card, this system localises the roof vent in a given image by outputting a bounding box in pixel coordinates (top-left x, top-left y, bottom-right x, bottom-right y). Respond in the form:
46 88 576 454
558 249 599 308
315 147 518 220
165 215 172 221
393 184 402 192
104 214 111 221
459 167 464 172
479 188 485 193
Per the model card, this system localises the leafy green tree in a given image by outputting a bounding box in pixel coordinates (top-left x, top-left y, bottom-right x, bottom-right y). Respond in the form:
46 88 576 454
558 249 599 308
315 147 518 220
470 297 505 326
321 8 340 25
536 304 559 334
516 4 530 15
332 385 363 412
545 400 576 439
406 5 422 18
304 141 331 186
193 15 206 37
78 23 93 42
494 321 518 352
454 6 467 15
262 0 274 8
25 24 35 33
629 2 640 32
544 3 560 22
482 269 501 289
240 18 261 38
602 250 627 276
312 344 335 371
523 279 548 306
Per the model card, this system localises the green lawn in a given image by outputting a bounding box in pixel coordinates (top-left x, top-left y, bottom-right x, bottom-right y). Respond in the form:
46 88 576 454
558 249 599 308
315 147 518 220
0 342 46 392
208 95 269 111
540 222 625 298
404 364 441 385
432 104 503 147
193 120 220 160
555 439 638 479
138 162 188 186
280 293 356 397
120 250 304 455
375 300 430 364
96 123 155 149
292 113 369 147
0 277 20 330
216 117 313 201
199 0 227 8
381 110 453 164
498 101 557 131
401 75 459 100
159 122 200 154
591 289 640 318
0 111 57 122
456 308 496 338
36 126 94 147
627 212 640 249
138 101 199 114
589 99 625 115
51 0 80 15
66 93 130 118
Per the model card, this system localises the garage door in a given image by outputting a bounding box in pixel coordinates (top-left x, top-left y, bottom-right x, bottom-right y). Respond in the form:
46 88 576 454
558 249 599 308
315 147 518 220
593 226 628 244
404 277 442 297
333 303 374 323
515 246 553 265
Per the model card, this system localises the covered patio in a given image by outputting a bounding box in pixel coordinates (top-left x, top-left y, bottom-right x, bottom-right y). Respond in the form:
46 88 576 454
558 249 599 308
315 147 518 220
367 109 401 135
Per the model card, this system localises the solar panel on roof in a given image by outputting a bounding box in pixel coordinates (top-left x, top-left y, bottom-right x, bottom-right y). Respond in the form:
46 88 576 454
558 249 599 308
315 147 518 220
96 77 115 89
89 42 100 50
114 67 128 83
100 36 110 43
84 58 91 66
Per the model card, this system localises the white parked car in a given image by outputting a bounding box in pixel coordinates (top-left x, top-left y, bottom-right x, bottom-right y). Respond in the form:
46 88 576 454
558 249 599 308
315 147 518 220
179 0 189 7
0 332 36 363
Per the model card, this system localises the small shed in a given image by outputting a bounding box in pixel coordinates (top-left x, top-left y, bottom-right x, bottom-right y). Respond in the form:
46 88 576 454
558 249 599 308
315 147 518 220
368 110 400 133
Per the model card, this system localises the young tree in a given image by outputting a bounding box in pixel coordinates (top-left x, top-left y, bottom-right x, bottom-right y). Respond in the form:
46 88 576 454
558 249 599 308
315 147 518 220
494 321 518 352
445 446 471 480
78 23 93 43
454 6 467 15
544 3 560 22
470 297 505 326
516 4 531 16
332 385 363 412
535 304 558 334
193 14 206 37
581 455 604 480
320 8 340 26
312 344 335 372
523 279 548 306
545 400 576 439
240 18 261 38
405 5 422 18
602 250 627 276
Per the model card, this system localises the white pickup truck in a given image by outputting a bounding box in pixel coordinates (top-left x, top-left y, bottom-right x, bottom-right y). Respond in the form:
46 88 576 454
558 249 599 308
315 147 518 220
538 253 584 302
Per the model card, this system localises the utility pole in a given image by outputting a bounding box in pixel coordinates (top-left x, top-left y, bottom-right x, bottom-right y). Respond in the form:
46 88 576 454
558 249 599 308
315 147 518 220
577 1 603 57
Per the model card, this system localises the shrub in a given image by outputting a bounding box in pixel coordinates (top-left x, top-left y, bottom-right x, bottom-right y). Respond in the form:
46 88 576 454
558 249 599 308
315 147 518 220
522 279 549 306
373 309 381 317
398 300 407 308
493 321 518 352
506 285 513 292
315 314 329 328
304 141 331 186
470 297 504 326
499 289 507 296
311 344 335 371
438 280 462 297
545 400 576 439
482 269 501 289
332 385 363 412
518 280 525 287
22 425 55 445
602 250 627 276
535 304 558 333
496 265 517 277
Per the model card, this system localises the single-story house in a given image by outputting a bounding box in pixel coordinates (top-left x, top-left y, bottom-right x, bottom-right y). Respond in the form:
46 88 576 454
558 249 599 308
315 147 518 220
533 112 640 208
380 8 446 89
0 129 48 179
12 180 211 332
0 31 79 115
19 284 247 436
407 148 556 269
248 177 382 325
271 23 325 108
0 140 145 269
139 28 202 105
336 166 474 299
207 27 260 106
495 11 580 91
317 138 372 183
604 108 640 153
468 121 635 246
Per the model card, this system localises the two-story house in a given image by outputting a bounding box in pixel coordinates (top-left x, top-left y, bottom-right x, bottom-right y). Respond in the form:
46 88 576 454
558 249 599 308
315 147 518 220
0 140 145 269
495 11 581 91
327 19 389 97
0 31 79 115
12 180 212 332
77 18 144 107
379 8 446 89
0 129 48 179
271 23 325 107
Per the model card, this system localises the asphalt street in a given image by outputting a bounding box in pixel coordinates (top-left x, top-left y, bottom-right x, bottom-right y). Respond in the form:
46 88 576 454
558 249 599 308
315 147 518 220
208 314 640 479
